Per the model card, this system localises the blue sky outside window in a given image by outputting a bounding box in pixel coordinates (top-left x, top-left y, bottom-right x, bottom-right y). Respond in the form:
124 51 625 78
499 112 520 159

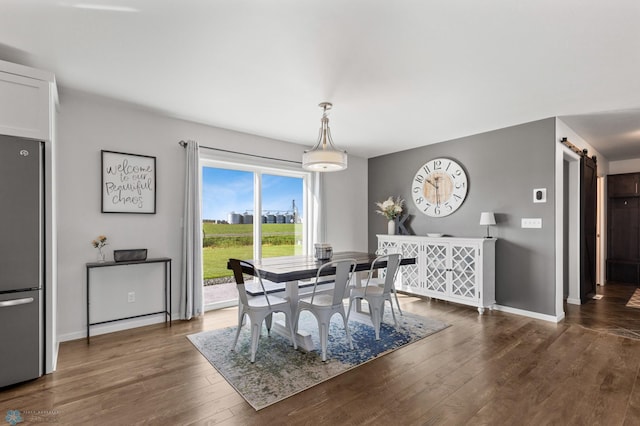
202 167 303 221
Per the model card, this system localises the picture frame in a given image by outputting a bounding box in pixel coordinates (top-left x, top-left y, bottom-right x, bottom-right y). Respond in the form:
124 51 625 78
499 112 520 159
101 150 156 214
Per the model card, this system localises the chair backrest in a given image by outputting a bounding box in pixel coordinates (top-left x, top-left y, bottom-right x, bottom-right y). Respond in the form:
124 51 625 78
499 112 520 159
228 258 271 308
310 259 357 305
367 253 402 294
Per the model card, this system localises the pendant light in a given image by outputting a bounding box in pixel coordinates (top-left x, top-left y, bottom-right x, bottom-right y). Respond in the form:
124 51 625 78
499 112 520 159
302 102 348 172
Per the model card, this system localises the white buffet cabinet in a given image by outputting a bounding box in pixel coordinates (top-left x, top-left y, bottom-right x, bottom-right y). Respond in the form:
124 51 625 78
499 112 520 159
377 235 496 314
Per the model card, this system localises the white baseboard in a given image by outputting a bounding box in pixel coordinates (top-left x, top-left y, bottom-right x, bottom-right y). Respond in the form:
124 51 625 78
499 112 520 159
57 314 172 342
493 304 564 323
566 297 581 305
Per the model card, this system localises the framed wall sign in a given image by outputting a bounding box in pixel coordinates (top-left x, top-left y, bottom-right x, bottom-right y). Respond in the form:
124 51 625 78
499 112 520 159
101 150 156 214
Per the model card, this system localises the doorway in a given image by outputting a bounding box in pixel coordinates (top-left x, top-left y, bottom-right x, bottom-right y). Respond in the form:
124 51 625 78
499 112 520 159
596 176 605 286
560 146 581 309
579 154 597 302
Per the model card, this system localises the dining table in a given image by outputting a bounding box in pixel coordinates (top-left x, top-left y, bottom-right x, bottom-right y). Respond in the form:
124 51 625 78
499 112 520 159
229 251 415 351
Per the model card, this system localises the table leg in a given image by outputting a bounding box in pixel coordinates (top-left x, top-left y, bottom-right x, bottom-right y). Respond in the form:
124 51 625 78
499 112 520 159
354 270 367 313
271 280 315 351
285 280 298 315
345 270 383 328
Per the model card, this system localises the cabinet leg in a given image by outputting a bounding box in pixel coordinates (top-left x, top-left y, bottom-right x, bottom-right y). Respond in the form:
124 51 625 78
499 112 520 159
478 307 485 315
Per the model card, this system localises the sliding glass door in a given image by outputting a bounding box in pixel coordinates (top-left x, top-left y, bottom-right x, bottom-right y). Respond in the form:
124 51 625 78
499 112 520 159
260 173 304 258
201 160 310 309
201 167 254 285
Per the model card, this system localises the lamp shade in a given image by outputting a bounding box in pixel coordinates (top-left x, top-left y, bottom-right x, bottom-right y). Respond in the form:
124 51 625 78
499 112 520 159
302 149 348 171
302 102 348 172
479 212 496 226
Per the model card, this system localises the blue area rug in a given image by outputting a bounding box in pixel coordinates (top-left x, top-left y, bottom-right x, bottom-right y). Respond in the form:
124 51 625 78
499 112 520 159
187 309 449 410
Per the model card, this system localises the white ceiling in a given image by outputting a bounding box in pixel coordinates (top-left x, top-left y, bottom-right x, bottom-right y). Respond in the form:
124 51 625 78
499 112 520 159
2 0 640 160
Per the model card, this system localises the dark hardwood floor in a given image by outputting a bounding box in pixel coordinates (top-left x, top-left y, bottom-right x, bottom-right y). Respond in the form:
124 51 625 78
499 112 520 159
3 284 640 425
564 282 640 340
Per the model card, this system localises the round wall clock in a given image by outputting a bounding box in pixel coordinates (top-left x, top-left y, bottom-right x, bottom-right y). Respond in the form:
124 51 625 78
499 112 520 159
411 157 468 217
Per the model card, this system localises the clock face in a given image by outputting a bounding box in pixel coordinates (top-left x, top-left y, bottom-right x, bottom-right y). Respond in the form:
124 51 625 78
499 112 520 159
411 158 468 217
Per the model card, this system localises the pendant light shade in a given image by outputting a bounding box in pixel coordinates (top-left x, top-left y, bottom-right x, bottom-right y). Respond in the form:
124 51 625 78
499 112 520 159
302 102 348 172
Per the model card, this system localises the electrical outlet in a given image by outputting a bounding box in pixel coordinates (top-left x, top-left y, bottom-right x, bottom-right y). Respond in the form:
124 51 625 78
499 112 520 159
127 291 135 303
521 218 542 229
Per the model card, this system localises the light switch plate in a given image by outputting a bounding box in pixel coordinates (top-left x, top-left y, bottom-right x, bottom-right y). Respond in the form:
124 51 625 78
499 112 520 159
533 188 547 203
522 218 542 228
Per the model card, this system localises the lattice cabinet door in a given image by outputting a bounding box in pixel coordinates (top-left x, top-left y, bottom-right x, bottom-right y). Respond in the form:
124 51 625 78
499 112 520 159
424 241 448 296
377 239 397 256
449 243 479 302
399 241 421 292
377 238 421 293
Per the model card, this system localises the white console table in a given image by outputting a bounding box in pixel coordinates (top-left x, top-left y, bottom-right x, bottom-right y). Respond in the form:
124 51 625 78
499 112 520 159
377 235 496 314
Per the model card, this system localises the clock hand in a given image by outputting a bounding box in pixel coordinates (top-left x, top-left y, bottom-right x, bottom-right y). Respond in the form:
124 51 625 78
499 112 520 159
426 179 437 189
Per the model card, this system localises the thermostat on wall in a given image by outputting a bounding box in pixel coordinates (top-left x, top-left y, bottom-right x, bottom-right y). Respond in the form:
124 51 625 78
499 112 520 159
533 188 547 203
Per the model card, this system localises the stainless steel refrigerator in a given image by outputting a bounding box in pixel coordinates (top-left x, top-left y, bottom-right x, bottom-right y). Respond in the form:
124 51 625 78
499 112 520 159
0 134 43 388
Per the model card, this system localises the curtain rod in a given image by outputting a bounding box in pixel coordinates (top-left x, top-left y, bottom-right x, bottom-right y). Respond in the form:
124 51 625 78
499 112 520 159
178 140 302 165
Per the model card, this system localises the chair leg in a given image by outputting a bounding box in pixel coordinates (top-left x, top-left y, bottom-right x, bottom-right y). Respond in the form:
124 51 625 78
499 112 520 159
393 289 403 316
250 320 260 363
370 300 382 340
387 296 397 321
371 307 380 340
388 297 398 327
265 313 273 336
346 298 355 323
237 304 245 326
340 310 353 349
319 321 328 362
231 312 244 351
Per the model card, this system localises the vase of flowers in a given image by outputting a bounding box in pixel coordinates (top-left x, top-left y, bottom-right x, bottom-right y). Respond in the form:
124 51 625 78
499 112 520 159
375 196 404 235
92 235 108 262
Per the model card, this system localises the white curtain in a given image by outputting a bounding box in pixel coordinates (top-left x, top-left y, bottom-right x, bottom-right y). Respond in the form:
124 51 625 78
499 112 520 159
180 140 203 319
308 171 326 252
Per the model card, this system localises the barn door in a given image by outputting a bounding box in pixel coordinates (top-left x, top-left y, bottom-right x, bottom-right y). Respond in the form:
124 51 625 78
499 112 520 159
580 154 597 303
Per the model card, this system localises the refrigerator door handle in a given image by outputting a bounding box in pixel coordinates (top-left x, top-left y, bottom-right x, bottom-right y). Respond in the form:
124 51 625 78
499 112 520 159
0 297 35 308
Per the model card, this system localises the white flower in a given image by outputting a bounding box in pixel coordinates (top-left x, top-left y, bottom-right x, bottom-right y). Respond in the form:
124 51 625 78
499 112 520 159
375 196 404 220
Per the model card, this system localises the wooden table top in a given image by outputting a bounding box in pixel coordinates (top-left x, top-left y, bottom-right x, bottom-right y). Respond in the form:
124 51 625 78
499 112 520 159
230 251 415 283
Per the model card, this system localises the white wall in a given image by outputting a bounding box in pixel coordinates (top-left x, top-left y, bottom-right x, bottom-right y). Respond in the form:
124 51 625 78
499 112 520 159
323 159 368 253
56 88 368 341
609 158 640 174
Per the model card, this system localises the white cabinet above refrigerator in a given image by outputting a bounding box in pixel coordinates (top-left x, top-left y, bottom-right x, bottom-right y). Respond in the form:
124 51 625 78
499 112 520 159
0 60 56 142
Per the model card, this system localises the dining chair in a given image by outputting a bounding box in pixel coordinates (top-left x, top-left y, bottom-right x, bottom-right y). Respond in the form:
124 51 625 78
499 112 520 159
369 252 404 316
229 258 297 363
346 253 401 340
294 258 357 362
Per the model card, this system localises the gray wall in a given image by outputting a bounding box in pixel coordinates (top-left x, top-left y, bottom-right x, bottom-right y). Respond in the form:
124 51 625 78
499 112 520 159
368 118 557 316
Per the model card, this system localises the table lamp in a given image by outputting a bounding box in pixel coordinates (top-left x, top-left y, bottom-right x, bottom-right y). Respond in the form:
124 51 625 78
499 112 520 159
479 212 496 238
